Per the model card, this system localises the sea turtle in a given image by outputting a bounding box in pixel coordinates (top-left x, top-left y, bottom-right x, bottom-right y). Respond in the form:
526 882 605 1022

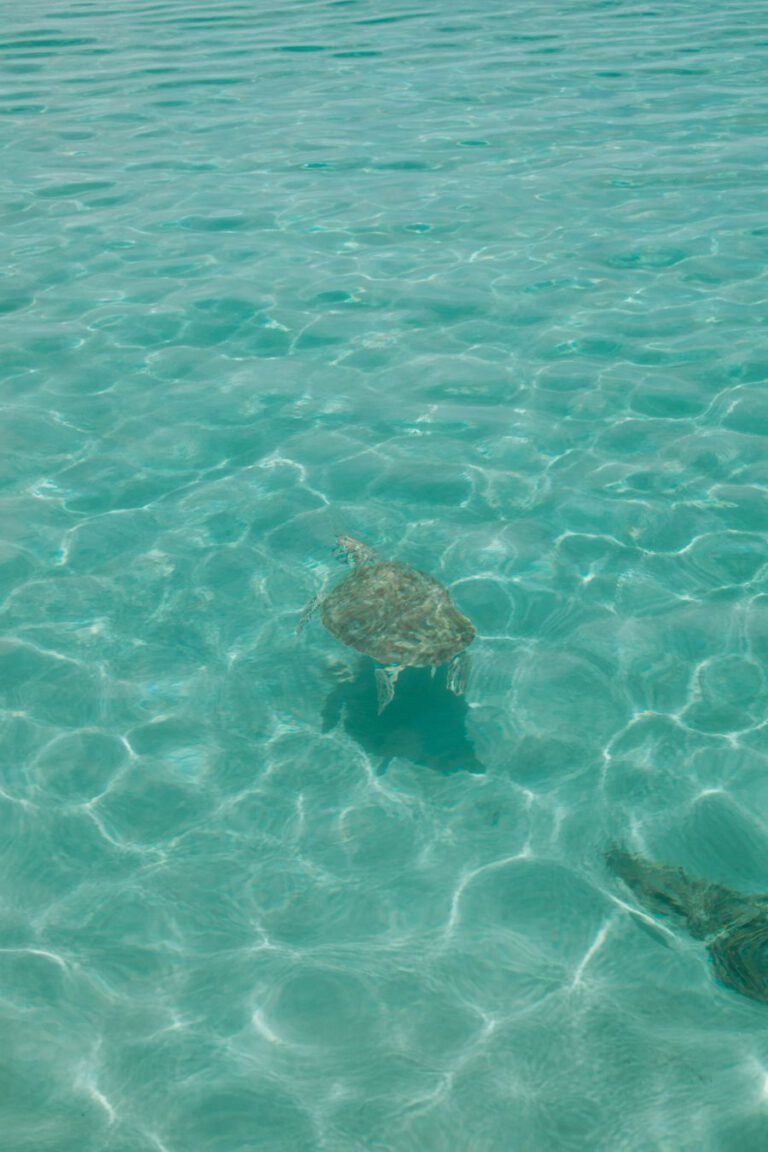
607 845 768 1005
298 535 476 714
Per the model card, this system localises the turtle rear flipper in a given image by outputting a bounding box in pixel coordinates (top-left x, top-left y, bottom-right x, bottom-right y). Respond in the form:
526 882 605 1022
375 664 402 714
447 651 471 697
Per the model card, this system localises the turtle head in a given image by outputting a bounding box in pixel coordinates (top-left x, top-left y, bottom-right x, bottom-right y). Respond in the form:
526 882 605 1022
335 536 377 567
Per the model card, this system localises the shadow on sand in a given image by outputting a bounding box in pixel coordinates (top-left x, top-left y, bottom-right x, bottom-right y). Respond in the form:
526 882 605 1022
321 657 485 777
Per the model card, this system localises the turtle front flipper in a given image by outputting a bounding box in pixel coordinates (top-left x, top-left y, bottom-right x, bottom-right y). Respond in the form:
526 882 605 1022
606 846 742 938
607 845 768 1004
447 652 471 697
375 664 402 714
606 845 697 924
297 595 319 634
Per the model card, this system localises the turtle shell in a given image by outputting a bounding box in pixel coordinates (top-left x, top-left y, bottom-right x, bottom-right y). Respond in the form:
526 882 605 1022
320 561 475 667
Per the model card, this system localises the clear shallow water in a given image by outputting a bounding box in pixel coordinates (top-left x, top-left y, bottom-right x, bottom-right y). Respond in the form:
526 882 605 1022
2 0 768 1147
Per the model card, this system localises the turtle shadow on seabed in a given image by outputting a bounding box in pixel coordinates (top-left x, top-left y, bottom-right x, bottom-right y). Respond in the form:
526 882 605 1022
321 658 485 777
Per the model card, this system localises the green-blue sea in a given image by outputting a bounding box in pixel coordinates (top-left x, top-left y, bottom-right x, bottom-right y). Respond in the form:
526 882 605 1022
2 1 768 1148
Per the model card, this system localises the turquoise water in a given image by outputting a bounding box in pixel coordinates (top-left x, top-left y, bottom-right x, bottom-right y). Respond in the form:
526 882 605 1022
2 0 768 1147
